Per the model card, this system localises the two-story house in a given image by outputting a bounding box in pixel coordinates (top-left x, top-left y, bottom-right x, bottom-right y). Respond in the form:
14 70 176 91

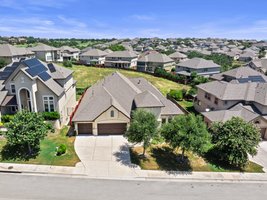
79 49 108 65
176 58 221 77
0 58 77 126
137 52 175 73
104 51 138 68
60 46 80 61
194 81 267 139
29 43 63 62
0 44 35 64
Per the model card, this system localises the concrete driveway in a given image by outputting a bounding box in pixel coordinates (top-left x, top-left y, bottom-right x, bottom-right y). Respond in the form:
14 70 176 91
249 141 267 172
74 135 139 178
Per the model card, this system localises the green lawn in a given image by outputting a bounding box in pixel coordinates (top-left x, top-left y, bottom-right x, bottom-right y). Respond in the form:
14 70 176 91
130 145 264 173
70 65 190 97
0 126 80 166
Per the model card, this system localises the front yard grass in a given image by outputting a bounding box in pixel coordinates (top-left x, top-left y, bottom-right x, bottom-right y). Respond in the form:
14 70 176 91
0 126 80 166
130 145 264 173
69 65 190 97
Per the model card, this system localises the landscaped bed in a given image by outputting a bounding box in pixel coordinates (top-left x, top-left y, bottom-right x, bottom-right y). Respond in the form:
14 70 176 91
0 126 80 166
130 145 264 173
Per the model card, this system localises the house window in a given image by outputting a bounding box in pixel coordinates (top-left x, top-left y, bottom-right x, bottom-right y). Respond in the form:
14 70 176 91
214 98 218 105
10 84 16 94
162 118 167 124
224 101 228 105
110 110 114 117
203 68 208 72
11 106 17 112
205 92 211 100
43 96 55 112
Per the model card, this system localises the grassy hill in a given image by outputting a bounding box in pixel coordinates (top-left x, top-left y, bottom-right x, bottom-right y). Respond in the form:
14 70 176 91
70 65 190 96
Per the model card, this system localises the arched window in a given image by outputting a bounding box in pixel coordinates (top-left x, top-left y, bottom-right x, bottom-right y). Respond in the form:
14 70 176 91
111 110 114 117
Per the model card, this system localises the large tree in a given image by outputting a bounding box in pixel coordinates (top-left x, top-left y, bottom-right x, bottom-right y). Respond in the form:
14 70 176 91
161 114 210 160
210 117 261 168
5 110 51 155
124 109 158 155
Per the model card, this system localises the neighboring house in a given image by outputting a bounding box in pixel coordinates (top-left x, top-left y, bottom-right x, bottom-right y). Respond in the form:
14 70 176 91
210 66 267 83
79 49 108 65
72 72 184 135
60 46 80 61
104 51 138 68
0 44 35 64
29 43 63 62
169 51 188 63
176 58 221 77
250 59 267 74
238 51 257 62
137 52 175 73
0 58 76 126
194 80 267 139
202 103 267 139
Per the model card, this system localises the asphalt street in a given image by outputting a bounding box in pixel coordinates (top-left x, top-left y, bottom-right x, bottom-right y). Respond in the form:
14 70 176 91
0 173 266 200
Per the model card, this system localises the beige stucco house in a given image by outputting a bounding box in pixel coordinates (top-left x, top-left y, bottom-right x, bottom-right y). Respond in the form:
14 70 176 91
0 58 76 126
104 51 138 68
79 49 108 65
72 72 184 135
194 80 267 139
29 43 63 62
137 52 175 73
0 44 35 64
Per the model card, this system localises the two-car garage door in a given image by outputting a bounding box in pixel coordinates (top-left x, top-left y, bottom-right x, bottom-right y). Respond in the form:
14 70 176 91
77 123 127 135
98 123 127 135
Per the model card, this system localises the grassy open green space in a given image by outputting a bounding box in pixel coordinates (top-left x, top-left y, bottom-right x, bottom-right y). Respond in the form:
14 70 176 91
70 65 190 97
130 145 264 173
0 126 80 166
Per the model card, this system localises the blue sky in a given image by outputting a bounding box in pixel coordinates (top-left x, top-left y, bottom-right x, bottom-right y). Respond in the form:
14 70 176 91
0 0 267 39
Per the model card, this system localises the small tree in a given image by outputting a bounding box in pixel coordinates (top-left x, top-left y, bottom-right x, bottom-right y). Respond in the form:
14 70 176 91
124 109 158 155
210 117 261 168
0 58 7 69
161 114 211 160
63 60 72 68
5 110 51 155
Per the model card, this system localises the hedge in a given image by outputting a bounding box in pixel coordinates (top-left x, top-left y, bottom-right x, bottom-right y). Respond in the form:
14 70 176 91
42 112 60 120
1 115 14 123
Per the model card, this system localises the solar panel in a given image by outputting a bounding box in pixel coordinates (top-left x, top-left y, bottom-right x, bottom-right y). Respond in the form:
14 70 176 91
47 63 56 73
38 71 51 81
25 64 47 77
23 58 41 68
0 72 12 80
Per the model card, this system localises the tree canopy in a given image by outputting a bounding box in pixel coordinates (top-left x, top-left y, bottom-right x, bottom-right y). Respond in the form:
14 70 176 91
0 58 7 69
124 109 158 155
5 111 51 156
109 44 126 51
210 117 261 168
161 114 211 160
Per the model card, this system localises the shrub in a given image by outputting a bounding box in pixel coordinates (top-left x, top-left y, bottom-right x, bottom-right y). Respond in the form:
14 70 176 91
169 89 183 101
76 87 87 96
56 144 67 156
42 112 60 120
1 115 14 123
0 122 4 127
63 60 72 68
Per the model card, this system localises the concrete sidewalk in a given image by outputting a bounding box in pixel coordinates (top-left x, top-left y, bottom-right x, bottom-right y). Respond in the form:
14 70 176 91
0 162 85 176
1 162 267 182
